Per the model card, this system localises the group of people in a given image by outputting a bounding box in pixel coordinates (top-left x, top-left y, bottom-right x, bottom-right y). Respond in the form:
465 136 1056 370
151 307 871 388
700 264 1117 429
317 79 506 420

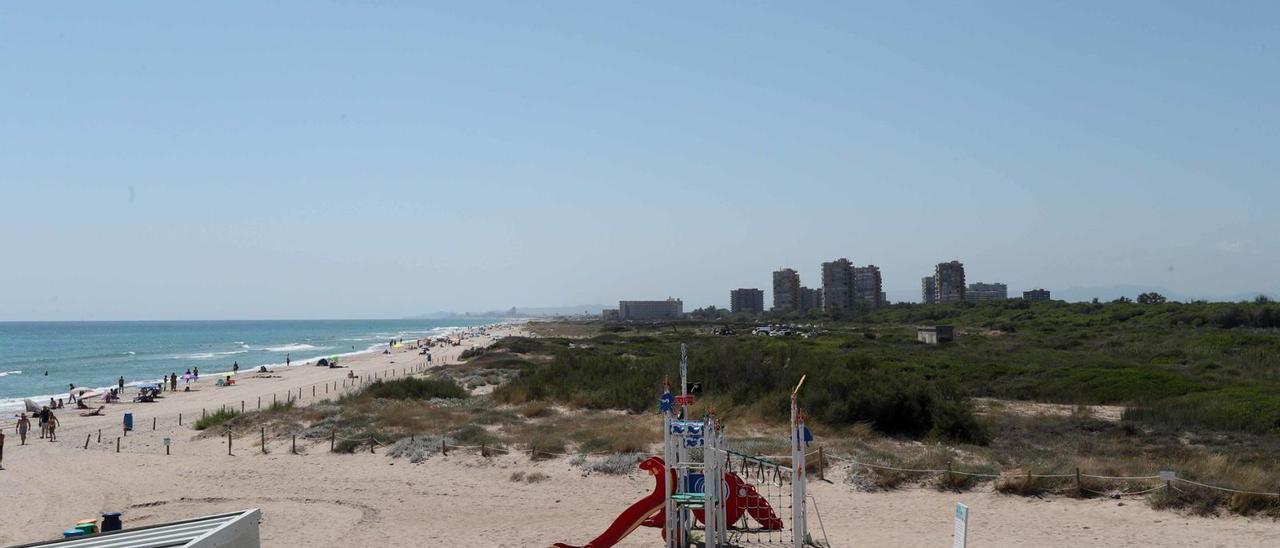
13 406 59 445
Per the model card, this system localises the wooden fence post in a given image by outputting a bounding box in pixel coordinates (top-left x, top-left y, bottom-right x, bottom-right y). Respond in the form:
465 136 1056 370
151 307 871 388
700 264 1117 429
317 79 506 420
116 437 120 453
1075 467 1081 492
257 396 261 409
227 431 232 456
817 446 825 481
178 413 182 426
292 435 297 455
84 434 91 450
97 429 101 443
441 440 447 456
261 427 266 453
330 431 335 452
152 417 157 431
241 400 245 413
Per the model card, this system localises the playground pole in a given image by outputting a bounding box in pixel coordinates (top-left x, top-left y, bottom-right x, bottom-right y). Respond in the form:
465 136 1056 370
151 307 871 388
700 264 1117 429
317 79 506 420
791 375 808 548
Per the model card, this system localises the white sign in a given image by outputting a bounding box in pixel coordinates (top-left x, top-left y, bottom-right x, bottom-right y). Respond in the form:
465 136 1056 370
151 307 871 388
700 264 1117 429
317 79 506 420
953 503 968 548
1159 470 1175 481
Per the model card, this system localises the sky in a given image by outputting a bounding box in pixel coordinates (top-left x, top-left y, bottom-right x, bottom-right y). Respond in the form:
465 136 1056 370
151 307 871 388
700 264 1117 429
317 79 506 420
2 1 1278 320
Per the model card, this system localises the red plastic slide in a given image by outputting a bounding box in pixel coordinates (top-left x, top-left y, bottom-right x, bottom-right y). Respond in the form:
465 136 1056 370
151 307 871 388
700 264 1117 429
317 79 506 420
553 456 784 548
551 456 667 548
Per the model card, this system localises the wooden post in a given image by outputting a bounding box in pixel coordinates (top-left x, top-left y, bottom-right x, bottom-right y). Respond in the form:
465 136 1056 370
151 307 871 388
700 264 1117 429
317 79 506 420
261 427 266 453
325 384 329 394
116 437 120 453
227 431 232 456
312 386 315 397
817 446 825 481
481 444 487 458
292 435 297 455
166 443 170 456
441 439 447 456
330 431 335 452
178 413 182 426
97 429 101 443
202 408 206 419
152 417 156 430
273 394 277 405
123 425 127 437
257 396 261 409
84 434 91 450
241 400 245 413
370 439 375 454
1075 467 1081 493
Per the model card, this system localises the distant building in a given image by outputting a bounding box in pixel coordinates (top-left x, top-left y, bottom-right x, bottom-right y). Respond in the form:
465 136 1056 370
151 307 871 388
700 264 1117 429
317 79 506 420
921 276 936 304
1023 288 1052 302
917 325 955 345
618 298 683 320
880 291 888 305
601 309 620 321
730 288 765 315
821 258 855 314
853 265 884 308
966 282 1008 303
772 269 801 312
934 261 966 304
799 286 821 312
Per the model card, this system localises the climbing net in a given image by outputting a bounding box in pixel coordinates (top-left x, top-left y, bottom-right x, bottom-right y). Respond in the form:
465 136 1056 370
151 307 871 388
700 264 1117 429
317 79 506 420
721 449 795 546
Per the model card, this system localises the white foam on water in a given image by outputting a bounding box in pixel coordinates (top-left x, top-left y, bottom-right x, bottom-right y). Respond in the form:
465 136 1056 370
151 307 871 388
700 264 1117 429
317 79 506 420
264 343 321 352
0 370 22 377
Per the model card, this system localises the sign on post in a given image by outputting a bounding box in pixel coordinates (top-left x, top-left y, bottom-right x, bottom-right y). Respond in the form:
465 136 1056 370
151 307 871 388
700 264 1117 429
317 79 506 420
953 503 969 548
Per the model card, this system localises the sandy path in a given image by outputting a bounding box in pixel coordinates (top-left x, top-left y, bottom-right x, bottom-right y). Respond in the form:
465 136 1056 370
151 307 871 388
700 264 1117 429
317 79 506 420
2 323 1278 547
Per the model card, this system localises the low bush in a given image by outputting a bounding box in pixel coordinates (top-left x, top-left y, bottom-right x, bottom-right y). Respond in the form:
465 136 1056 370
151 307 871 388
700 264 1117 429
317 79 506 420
363 377 469 401
193 408 239 431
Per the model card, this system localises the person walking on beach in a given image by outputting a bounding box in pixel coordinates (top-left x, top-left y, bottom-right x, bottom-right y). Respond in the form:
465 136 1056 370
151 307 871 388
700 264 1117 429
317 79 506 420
193 367 199 381
45 410 59 442
16 414 30 445
38 406 50 439
118 376 125 393
286 354 290 367
170 373 177 391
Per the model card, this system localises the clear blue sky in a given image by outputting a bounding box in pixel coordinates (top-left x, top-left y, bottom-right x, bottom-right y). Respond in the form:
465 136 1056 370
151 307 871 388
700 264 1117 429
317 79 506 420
2 2 1277 320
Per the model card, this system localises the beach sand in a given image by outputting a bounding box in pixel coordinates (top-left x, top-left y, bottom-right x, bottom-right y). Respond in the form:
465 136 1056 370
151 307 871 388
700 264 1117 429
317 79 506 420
2 324 1278 547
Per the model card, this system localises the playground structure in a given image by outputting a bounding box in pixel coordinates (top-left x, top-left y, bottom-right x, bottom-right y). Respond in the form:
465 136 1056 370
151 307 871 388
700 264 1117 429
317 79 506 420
555 344 828 548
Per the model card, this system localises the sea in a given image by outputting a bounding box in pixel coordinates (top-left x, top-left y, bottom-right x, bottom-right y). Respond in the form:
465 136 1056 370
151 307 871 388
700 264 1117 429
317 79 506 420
0 319 498 412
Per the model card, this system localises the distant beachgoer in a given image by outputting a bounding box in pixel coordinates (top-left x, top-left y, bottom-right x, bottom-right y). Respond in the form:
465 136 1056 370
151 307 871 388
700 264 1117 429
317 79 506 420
16 414 30 445
81 406 105 417
233 362 239 374
118 376 125 392
170 373 178 391
38 406 50 439
193 367 199 381
57 398 64 409
76 399 89 410
1 431 5 469
45 411 59 442
286 354 290 367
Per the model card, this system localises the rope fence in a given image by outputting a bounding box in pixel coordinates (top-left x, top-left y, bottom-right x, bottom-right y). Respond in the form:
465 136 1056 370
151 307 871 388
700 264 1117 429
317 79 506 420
824 454 1280 498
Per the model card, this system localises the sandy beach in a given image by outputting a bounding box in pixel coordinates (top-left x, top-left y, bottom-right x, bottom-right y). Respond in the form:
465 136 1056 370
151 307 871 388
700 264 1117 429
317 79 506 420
2 323 1278 547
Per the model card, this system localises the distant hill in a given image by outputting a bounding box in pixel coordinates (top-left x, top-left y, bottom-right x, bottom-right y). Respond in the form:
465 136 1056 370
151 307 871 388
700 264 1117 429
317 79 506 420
407 304 609 319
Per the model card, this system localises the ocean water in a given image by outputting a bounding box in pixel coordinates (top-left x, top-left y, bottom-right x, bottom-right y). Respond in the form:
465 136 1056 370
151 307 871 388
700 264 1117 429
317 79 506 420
0 319 497 411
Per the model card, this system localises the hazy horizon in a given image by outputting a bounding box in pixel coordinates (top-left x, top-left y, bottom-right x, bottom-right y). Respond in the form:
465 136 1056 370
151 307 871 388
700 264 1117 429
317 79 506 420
4 2 1278 321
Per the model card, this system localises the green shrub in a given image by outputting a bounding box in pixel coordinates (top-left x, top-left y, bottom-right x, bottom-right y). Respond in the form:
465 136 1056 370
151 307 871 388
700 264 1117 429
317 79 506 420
364 377 468 400
194 408 240 431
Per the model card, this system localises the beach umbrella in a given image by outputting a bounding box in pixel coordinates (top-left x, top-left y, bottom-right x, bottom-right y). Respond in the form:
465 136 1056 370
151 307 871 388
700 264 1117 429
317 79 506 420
24 398 40 413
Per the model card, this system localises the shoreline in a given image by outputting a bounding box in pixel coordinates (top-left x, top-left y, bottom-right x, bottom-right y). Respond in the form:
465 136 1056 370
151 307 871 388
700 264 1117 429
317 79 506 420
0 321 503 413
